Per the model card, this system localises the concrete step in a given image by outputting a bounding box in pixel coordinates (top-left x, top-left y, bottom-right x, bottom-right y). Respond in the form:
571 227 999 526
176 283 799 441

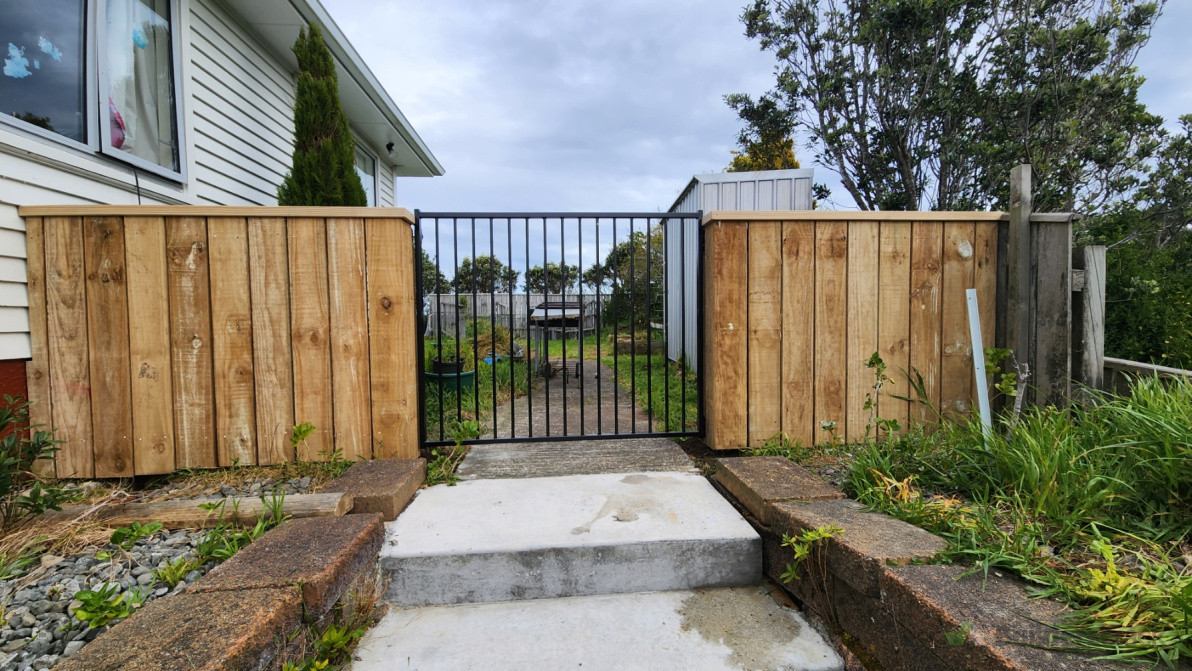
456 437 697 480
380 471 761 607
352 586 844 671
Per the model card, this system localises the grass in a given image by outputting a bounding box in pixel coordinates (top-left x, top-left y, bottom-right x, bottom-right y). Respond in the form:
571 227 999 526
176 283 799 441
785 369 1192 666
600 352 699 433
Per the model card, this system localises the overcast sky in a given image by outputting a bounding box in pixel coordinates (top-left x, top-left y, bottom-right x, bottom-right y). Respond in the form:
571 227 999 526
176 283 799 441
321 0 1190 280
325 0 1192 215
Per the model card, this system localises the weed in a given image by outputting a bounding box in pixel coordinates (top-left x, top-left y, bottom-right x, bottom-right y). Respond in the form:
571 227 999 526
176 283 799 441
281 569 384 670
945 622 974 646
153 556 199 588
747 432 814 464
73 583 145 628
424 421 480 487
194 489 289 564
779 525 843 582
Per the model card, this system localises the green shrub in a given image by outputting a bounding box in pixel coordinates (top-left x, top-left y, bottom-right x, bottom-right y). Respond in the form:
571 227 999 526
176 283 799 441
0 395 65 528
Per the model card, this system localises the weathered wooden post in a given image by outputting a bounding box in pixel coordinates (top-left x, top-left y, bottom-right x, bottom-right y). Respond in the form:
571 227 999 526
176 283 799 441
1071 245 1107 397
1004 164 1034 395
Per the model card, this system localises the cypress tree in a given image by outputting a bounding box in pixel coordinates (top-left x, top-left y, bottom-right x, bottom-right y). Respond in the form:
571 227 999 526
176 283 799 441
278 24 367 206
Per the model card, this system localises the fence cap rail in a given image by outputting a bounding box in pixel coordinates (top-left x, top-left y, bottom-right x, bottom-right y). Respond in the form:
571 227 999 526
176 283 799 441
17 205 414 222
700 210 1009 225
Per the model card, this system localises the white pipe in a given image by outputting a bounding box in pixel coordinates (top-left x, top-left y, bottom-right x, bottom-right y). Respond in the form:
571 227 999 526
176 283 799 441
966 289 993 441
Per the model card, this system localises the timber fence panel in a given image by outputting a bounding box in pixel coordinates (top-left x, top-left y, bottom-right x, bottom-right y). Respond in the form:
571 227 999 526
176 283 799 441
702 213 1003 450
22 207 419 476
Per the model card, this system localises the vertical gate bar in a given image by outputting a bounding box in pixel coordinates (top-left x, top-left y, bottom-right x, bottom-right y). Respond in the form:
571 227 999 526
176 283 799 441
560 216 567 434
696 213 705 436
595 218 602 434
663 215 670 431
612 217 620 435
629 217 638 433
470 218 480 426
414 211 427 448
525 217 533 439
434 217 445 442
680 214 687 432
507 218 515 439
543 216 550 437
452 217 463 428
489 217 497 440
648 218 657 433
578 217 585 435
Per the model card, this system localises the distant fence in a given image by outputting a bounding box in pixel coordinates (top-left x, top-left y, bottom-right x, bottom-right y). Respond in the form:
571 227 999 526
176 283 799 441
21 206 419 478
423 293 606 339
703 211 1003 449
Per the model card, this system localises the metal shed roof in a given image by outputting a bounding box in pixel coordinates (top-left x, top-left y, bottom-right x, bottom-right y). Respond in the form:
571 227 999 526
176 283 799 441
667 168 815 213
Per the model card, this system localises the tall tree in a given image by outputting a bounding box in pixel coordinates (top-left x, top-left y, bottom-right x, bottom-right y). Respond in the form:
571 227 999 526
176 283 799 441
734 0 1163 212
420 250 448 296
726 94 800 172
278 24 366 206
452 255 519 293
524 263 579 294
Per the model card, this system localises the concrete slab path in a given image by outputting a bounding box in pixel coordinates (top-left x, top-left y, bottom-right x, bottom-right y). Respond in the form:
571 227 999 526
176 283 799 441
352 586 844 671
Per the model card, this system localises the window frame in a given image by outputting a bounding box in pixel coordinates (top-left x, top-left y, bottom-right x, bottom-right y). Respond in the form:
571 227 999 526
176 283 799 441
0 0 186 183
96 0 187 182
0 0 99 155
354 142 377 207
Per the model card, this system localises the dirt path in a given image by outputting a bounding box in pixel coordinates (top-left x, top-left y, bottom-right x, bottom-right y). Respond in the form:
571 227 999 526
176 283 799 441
482 360 654 439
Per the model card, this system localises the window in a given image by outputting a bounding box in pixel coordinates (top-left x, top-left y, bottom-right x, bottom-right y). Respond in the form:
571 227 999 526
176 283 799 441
100 0 180 174
355 144 376 206
0 0 88 143
0 0 184 179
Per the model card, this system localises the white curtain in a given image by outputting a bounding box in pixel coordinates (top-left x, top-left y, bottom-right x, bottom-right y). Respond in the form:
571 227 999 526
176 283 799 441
106 0 175 169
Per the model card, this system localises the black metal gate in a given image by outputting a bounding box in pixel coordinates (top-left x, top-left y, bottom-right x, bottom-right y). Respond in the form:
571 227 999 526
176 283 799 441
414 212 703 447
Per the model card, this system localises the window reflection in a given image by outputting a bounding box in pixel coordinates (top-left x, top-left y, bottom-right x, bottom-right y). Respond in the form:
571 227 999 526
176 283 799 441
0 1 87 142
355 145 376 206
104 0 179 171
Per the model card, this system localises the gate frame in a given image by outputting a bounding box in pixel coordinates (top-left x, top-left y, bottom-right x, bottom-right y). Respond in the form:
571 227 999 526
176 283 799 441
413 211 705 448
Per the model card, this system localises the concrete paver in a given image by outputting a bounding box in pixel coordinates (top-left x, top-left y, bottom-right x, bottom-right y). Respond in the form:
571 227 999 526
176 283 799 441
457 436 695 480
352 587 844 671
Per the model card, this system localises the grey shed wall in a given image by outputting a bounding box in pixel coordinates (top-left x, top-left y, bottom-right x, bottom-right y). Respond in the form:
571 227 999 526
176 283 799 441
664 169 814 369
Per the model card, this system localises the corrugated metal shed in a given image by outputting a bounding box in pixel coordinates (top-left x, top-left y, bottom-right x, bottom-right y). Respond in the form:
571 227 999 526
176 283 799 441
664 169 814 369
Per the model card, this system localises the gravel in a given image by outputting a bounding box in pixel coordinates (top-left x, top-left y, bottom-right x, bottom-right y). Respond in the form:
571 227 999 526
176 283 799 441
0 530 212 670
0 476 318 670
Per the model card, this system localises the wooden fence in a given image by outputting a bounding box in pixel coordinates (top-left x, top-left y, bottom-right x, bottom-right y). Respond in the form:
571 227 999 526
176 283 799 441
703 211 1003 449
21 206 418 478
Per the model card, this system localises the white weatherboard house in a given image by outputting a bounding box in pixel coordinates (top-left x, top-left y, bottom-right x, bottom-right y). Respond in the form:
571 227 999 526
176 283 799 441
664 169 814 369
0 0 442 381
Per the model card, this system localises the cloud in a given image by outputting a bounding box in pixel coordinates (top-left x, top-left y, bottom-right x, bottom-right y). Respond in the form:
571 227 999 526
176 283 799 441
323 0 774 212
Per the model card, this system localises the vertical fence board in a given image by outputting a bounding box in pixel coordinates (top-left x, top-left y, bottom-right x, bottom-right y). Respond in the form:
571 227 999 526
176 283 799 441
208 217 256 466
84 217 134 478
248 217 294 464
44 217 92 478
814 221 848 442
289 218 334 460
780 221 815 446
327 218 372 461
166 217 216 468
909 222 944 421
877 222 911 435
366 219 418 458
24 218 54 476
1033 221 1072 405
846 222 879 443
704 221 748 449
124 217 176 475
747 221 782 445
975 223 999 400
940 222 976 417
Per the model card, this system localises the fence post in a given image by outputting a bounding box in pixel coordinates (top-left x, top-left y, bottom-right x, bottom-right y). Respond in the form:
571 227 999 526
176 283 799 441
1071 245 1107 397
1004 165 1034 394
1032 215 1074 406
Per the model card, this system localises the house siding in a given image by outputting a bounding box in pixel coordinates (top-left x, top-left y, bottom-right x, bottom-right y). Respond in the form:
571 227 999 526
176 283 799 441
0 0 400 362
